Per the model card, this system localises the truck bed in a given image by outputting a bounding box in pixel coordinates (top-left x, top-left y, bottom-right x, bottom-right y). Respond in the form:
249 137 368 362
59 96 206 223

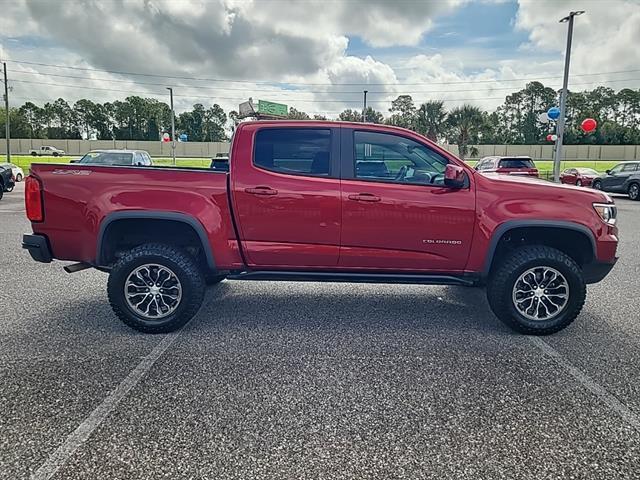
29 163 242 269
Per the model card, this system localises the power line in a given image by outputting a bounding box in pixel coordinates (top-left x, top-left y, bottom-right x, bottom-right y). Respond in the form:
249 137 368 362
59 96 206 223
4 58 640 86
8 69 640 94
8 78 516 103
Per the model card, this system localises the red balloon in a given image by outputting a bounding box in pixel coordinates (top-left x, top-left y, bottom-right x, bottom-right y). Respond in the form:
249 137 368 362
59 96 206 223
546 134 553 141
581 118 597 133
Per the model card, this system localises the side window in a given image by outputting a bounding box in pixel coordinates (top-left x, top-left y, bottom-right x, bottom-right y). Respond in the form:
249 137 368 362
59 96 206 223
622 163 638 172
609 164 624 174
254 128 331 177
354 131 448 185
134 153 144 165
144 153 152 165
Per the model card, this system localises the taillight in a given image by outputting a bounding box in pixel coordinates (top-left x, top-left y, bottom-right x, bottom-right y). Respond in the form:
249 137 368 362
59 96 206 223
25 176 44 222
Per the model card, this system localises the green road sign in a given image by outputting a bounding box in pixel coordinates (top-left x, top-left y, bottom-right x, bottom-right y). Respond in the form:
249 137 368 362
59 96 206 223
257 100 288 117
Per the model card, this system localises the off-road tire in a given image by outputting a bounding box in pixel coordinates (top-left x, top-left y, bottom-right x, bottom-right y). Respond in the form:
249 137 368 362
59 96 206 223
487 245 586 335
107 243 205 333
628 182 640 201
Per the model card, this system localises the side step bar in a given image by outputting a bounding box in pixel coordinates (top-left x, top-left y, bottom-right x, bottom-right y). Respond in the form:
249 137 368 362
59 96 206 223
226 270 478 286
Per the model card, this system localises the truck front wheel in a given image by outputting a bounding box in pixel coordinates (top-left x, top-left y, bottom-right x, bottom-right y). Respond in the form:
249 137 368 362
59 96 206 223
107 243 205 333
487 246 586 335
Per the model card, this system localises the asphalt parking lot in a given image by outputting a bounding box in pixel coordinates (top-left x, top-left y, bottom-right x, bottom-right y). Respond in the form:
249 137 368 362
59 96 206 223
1 182 640 479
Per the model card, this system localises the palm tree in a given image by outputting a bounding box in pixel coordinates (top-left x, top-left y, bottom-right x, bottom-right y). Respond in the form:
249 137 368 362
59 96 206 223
446 104 483 160
416 100 447 142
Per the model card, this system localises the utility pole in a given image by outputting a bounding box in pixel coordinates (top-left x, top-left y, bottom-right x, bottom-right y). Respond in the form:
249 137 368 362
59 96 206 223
553 10 584 182
167 87 176 165
2 62 9 164
362 90 368 122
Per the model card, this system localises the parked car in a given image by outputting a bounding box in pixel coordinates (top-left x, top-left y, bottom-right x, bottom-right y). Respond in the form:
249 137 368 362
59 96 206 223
0 164 15 199
0 163 25 182
475 156 539 177
72 150 153 166
23 121 618 336
592 161 640 200
560 167 599 187
210 153 229 172
29 146 65 157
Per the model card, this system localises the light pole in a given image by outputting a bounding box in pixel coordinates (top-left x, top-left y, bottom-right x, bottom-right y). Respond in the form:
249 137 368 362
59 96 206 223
362 90 368 122
2 62 10 164
167 87 176 165
553 10 584 182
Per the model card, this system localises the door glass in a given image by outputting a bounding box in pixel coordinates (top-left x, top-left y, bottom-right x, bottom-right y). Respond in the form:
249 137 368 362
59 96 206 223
254 128 331 177
622 163 638 172
354 131 448 185
609 164 624 174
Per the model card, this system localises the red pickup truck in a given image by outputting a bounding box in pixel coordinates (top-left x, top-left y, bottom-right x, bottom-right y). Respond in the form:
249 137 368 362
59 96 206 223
23 121 618 335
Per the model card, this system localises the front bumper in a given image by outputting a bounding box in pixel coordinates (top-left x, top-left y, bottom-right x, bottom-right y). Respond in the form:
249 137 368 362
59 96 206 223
22 234 53 263
583 259 617 284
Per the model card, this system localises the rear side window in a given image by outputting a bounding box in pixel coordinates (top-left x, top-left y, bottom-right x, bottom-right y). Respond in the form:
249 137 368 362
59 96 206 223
254 128 331 177
622 163 638 172
498 158 535 169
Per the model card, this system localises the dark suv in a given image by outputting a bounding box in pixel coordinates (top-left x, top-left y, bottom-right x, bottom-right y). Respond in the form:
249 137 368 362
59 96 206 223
0 164 15 200
592 161 640 200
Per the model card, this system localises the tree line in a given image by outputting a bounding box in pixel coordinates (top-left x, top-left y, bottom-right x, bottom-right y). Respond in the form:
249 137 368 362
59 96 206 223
0 96 228 142
1 82 638 157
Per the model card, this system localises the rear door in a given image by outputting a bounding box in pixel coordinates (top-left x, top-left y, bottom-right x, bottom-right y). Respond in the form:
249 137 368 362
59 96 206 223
339 127 475 272
232 124 342 268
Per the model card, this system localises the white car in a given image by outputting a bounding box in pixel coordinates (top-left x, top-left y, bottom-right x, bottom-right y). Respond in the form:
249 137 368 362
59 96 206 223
0 163 24 182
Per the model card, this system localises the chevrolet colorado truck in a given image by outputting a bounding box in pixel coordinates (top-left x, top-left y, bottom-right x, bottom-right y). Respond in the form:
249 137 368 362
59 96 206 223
23 121 618 335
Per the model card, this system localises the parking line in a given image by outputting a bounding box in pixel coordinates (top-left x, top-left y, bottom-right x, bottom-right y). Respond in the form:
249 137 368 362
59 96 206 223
30 333 181 480
529 336 640 431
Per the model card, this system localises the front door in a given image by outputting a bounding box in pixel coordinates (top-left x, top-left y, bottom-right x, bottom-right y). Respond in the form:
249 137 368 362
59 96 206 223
232 125 342 268
603 163 636 192
339 128 475 272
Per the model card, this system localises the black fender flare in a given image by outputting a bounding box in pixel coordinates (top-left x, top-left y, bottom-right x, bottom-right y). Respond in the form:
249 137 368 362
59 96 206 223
96 211 216 270
482 220 597 277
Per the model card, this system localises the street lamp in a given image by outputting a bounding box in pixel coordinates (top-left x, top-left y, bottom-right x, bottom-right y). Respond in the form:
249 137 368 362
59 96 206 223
553 10 584 182
363 90 368 123
167 87 176 165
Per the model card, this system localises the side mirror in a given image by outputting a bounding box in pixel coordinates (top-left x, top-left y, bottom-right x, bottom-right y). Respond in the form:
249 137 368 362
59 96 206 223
605 169 611 175
69 159 78 163
444 164 466 188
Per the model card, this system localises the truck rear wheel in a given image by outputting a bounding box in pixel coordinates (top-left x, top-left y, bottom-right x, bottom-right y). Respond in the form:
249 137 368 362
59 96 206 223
487 246 586 335
107 243 205 333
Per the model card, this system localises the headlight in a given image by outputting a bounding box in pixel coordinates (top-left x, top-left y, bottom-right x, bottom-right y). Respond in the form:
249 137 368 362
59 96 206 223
593 203 617 225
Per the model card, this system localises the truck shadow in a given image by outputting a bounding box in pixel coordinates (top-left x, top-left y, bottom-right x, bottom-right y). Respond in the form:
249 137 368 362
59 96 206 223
195 281 511 335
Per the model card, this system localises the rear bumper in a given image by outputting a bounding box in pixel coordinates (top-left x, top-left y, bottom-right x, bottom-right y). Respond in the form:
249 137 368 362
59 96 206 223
583 259 617 284
22 234 53 263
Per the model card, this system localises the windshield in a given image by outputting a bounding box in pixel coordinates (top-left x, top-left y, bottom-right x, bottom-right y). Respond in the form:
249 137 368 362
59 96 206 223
79 152 133 165
577 168 599 175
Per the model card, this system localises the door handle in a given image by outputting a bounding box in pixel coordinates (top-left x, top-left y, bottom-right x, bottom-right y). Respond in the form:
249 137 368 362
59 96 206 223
245 186 278 196
348 193 381 202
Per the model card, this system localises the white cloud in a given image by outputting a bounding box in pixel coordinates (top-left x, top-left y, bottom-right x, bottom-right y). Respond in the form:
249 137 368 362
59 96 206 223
0 0 638 118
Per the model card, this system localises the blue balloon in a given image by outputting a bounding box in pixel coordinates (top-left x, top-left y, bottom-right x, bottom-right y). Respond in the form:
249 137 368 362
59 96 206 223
547 107 561 120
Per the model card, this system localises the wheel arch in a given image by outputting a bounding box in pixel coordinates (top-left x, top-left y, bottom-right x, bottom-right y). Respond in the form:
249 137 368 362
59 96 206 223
482 220 596 278
96 211 216 271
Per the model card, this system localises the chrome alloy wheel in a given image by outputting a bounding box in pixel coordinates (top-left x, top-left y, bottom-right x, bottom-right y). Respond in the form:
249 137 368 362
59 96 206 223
511 266 569 321
124 264 182 319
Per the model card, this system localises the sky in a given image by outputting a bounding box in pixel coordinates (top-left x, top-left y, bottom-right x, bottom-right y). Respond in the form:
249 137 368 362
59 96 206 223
1 0 639 117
